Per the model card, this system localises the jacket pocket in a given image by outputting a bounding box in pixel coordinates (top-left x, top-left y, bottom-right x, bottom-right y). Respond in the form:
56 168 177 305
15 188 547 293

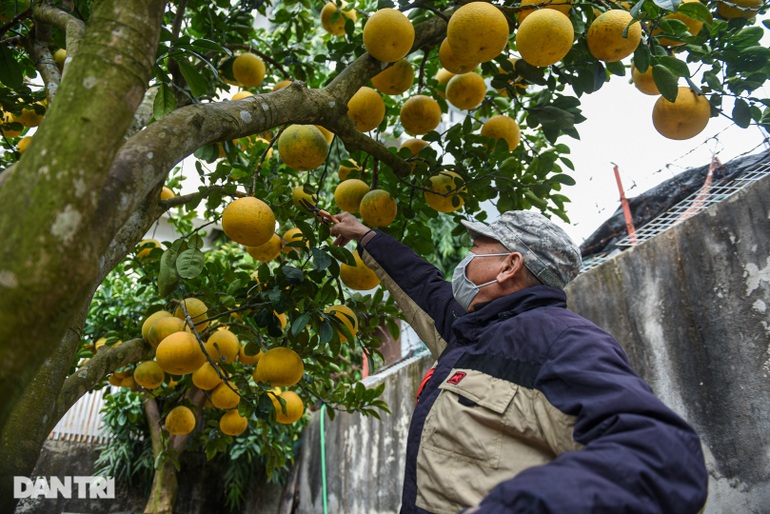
422 369 518 469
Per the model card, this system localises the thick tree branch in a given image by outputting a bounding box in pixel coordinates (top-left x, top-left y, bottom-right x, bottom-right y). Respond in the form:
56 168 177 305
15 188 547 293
32 3 85 58
27 39 61 103
54 338 153 423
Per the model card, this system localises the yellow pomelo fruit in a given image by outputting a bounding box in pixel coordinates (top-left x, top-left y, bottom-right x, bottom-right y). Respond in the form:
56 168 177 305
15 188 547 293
363 8 415 63
338 160 362 180
447 2 509 63
192 362 224 390
133 361 165 390
334 179 370 213
446 72 487 110
425 171 465 212
17 136 32 154
277 124 329 171
174 297 210 331
316 125 335 144
246 233 282 262
160 186 175 200
340 251 380 290
220 409 249 436
655 0 704 47
438 38 479 74
95 337 121 352
481 115 521 151
108 374 123 386
1 112 22 138
347 87 386 132
519 0 573 23
587 10 642 62
273 80 292 91
435 68 455 86
147 316 185 348
14 104 45 127
516 9 574 67
718 0 760 19
165 406 196 435
371 59 415 95
232 53 265 87
156 331 207 375
291 186 318 208
324 304 359 343
282 227 308 253
399 138 429 172
205 329 240 363
400 95 442 135
53 48 67 68
231 90 254 101
136 238 161 260
360 189 398 227
274 311 288 330
120 376 136 389
632 65 660 95
239 344 263 365
271 390 305 424
321 1 357 36
434 68 455 98
399 137 429 157
652 87 711 140
254 347 304 387
222 196 276 247
142 310 173 341
211 383 241 410
497 57 528 96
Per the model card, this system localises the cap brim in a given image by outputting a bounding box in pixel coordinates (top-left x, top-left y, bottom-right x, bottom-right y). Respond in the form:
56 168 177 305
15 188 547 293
460 219 499 242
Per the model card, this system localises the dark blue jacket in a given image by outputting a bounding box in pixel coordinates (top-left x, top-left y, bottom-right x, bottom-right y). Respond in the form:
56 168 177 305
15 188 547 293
359 230 708 514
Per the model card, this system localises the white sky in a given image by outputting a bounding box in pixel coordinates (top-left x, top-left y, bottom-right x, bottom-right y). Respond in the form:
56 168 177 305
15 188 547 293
550 76 769 245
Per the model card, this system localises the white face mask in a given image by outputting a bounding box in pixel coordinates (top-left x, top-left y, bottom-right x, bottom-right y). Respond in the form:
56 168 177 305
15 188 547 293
451 252 510 311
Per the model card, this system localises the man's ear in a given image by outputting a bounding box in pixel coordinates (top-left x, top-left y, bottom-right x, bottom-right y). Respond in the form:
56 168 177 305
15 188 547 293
497 252 524 284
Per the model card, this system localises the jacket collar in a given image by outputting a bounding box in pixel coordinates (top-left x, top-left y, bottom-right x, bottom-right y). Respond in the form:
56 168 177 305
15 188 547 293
463 285 567 325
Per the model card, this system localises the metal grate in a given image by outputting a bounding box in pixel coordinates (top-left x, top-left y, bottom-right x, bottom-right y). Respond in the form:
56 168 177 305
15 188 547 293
613 160 770 248
580 251 616 273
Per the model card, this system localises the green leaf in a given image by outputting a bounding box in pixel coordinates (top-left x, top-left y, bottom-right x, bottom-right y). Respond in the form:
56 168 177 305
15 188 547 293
291 312 312 336
658 55 690 77
176 248 205 279
191 38 232 55
0 45 23 89
158 251 180 297
153 83 177 120
319 319 334 344
176 59 209 98
550 173 576 186
677 1 712 24
634 45 651 73
654 0 680 12
605 61 626 77
652 65 679 102
732 98 752 128
311 248 332 271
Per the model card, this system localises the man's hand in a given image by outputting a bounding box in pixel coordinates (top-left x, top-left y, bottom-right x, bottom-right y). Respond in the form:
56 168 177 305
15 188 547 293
319 210 371 247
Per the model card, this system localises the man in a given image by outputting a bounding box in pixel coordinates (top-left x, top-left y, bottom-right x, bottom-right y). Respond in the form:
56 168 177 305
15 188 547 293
323 209 708 514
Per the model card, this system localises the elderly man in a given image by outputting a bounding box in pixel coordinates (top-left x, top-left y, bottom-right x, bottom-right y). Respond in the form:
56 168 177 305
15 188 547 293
323 209 708 514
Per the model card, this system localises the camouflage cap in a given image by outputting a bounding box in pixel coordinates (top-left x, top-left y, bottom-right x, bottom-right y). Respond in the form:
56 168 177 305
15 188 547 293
460 211 582 289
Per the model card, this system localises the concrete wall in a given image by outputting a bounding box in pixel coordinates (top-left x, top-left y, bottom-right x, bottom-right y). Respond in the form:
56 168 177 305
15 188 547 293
292 172 770 512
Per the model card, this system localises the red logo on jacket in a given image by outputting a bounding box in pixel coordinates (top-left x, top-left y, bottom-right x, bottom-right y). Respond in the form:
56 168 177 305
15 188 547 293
447 371 467 385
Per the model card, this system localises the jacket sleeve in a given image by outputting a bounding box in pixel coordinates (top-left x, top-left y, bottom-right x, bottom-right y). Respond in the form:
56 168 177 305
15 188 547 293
473 324 708 514
358 230 463 359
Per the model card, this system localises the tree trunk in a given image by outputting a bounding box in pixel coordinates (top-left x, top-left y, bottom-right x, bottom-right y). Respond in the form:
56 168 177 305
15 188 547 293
142 389 204 514
0 0 164 439
145 461 179 514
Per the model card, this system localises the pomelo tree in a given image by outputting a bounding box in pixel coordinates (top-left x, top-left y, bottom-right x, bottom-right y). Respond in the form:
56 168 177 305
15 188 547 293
1 0 768 511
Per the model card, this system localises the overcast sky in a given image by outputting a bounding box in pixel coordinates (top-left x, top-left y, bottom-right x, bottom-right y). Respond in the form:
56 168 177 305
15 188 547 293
550 74 769 245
